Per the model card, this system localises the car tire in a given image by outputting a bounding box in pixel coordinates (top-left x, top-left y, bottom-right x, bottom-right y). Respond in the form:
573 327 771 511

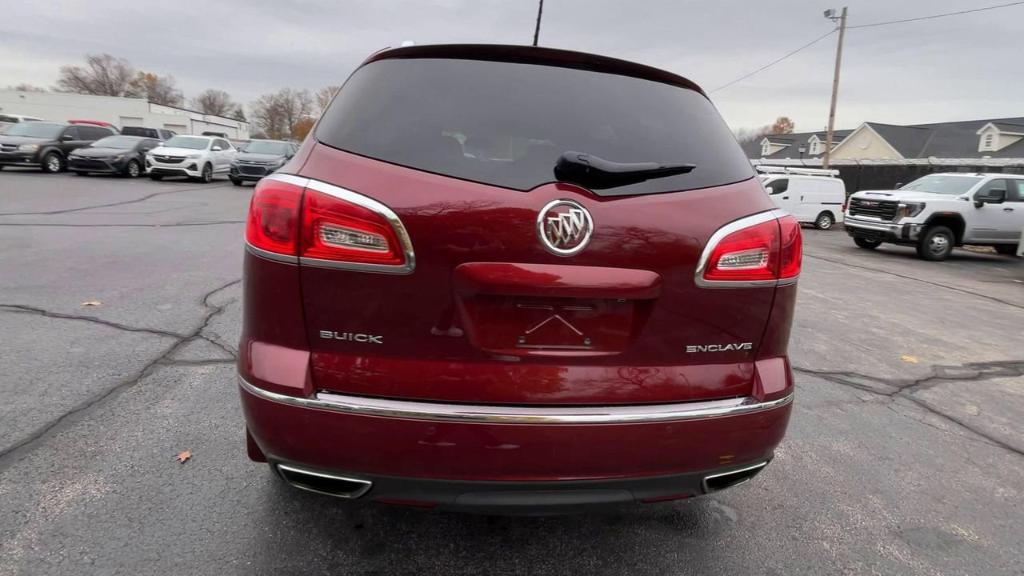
41 152 64 174
149 174 163 181
200 163 213 183
853 237 881 250
124 160 141 178
916 225 955 261
995 244 1019 257
814 212 835 230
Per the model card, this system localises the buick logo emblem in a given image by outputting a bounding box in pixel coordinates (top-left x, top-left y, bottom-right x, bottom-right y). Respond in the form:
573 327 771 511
537 199 593 256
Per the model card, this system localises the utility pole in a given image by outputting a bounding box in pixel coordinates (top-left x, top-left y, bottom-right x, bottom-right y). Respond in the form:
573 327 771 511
823 6 847 169
532 0 544 46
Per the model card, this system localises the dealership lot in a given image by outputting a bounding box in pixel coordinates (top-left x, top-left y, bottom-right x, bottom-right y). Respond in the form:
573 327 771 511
0 169 1022 575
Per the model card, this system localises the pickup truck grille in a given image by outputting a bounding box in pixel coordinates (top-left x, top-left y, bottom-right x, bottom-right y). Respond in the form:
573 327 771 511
849 198 898 221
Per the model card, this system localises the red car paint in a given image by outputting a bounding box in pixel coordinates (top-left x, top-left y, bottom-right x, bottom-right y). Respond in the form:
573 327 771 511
238 44 800 511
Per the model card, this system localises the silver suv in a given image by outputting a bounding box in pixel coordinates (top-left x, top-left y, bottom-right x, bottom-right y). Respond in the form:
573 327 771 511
844 172 1024 260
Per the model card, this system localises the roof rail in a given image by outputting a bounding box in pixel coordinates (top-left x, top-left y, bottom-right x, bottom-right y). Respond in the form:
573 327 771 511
756 166 840 177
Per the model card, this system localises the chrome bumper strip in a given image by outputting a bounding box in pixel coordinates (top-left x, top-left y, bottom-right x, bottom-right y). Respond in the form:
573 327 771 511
238 375 793 425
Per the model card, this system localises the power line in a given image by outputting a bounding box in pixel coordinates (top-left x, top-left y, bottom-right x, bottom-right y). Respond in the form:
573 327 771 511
848 0 1024 29
709 29 836 93
710 1 1024 93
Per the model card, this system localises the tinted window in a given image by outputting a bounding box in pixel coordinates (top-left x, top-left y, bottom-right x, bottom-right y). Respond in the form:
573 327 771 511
92 136 140 149
1010 179 1024 202
214 139 231 150
976 179 1009 200
243 140 292 155
765 178 788 194
81 126 113 140
317 58 753 196
164 136 210 150
4 122 65 139
63 126 82 140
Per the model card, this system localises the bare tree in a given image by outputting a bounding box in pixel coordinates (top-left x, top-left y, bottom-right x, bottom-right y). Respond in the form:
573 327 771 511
7 84 46 92
315 85 341 115
56 54 137 96
251 88 314 139
769 116 795 135
191 89 237 116
130 72 183 106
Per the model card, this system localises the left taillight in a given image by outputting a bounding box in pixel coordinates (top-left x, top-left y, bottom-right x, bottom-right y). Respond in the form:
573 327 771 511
245 175 414 273
246 177 303 256
697 211 802 287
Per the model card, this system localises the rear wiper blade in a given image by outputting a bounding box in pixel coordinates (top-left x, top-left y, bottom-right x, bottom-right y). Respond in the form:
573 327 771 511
554 151 695 189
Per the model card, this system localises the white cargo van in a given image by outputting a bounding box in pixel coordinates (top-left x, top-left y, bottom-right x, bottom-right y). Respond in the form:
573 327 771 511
758 167 847 230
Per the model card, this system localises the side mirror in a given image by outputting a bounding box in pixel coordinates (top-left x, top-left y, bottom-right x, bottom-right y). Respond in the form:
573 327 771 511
974 188 1006 208
61 134 74 141
211 146 223 151
764 186 774 195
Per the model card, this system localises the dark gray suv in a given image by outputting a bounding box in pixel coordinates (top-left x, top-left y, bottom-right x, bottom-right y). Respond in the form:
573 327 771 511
0 122 117 173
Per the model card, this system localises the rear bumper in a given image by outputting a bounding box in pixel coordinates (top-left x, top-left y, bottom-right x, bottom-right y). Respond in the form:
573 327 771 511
844 215 922 242
239 365 793 509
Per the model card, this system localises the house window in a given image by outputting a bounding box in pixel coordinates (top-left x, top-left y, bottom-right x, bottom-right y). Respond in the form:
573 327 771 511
982 133 994 151
761 141 770 156
808 140 820 155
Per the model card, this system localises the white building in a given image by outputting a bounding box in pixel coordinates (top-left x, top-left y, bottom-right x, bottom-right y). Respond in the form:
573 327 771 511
0 90 250 138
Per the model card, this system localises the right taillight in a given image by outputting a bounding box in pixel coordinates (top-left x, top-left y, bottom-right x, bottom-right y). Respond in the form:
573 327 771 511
697 211 801 287
245 175 414 273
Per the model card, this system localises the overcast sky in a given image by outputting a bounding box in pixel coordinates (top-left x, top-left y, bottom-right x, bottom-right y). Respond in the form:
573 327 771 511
2 0 1022 131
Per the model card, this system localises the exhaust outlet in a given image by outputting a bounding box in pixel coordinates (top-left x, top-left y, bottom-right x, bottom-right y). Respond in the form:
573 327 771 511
702 461 768 494
276 464 373 499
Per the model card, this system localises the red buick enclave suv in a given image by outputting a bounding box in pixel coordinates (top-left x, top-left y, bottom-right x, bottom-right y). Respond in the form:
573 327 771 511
238 44 800 513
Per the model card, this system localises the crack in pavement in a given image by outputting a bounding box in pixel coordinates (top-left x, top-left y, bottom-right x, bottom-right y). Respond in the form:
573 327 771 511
198 335 238 359
804 253 1024 311
794 360 1024 457
0 278 241 470
0 304 187 339
0 221 244 228
0 182 232 217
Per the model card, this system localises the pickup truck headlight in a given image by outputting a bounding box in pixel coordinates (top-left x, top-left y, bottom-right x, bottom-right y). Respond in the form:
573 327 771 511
17 144 39 152
896 202 926 220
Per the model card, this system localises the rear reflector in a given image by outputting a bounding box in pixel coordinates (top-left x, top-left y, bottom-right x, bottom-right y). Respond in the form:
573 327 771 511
697 211 801 287
245 174 414 273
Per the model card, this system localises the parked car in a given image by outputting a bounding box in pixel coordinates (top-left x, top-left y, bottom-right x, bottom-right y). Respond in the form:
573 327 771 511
845 172 1024 260
120 126 176 141
68 119 118 131
0 121 116 172
238 44 801 513
0 114 43 134
146 135 236 182
229 139 297 185
67 135 160 177
759 166 847 229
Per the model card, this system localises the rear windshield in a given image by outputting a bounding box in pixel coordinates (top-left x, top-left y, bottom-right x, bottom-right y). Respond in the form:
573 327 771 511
164 136 209 150
5 122 64 139
316 58 753 196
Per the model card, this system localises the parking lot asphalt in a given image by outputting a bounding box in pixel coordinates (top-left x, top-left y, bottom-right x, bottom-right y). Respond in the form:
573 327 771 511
1 168 1022 575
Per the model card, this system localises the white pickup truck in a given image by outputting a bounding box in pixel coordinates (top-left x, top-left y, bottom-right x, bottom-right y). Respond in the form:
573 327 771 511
844 172 1024 261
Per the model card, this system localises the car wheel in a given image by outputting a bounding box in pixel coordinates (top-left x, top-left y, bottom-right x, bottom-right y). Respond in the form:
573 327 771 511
149 174 163 181
995 244 1019 257
41 152 64 173
814 212 835 230
201 163 213 183
916 226 954 261
853 237 881 250
125 160 141 178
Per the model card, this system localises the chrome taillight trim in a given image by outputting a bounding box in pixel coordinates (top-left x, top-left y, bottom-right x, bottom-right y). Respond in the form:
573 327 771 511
694 208 799 289
254 173 416 275
238 375 793 425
